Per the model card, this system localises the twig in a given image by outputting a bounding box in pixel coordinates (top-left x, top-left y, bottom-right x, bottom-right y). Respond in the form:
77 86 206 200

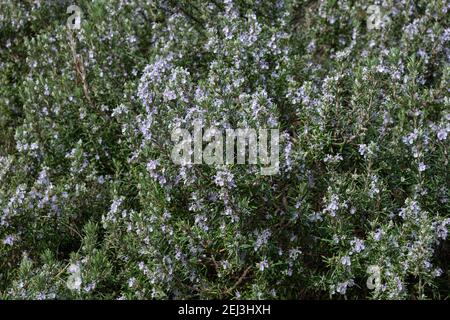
224 266 252 295
67 30 95 109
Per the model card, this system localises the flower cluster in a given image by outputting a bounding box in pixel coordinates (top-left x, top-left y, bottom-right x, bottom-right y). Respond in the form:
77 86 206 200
0 0 449 300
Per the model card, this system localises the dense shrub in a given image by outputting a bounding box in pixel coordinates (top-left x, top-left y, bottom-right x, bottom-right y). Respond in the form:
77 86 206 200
0 0 449 299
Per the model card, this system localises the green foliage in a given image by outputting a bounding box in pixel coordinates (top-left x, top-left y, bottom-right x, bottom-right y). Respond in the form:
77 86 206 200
0 0 449 299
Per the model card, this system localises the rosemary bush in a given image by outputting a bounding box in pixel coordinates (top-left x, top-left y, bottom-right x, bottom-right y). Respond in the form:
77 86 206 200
0 0 449 299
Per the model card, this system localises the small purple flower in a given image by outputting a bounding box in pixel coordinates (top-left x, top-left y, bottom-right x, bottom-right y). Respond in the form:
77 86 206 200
128 277 136 288
418 162 426 172
3 235 15 246
110 197 124 214
437 129 447 141
358 144 367 156
351 238 365 253
163 89 176 101
341 256 351 266
257 258 269 272
374 229 383 241
146 159 158 171
433 268 443 277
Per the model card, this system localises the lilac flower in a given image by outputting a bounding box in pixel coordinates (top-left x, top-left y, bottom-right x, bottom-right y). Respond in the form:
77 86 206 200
254 229 271 252
194 214 209 232
308 211 323 222
3 235 15 246
324 194 340 217
36 168 49 185
432 268 443 277
369 175 380 198
402 130 418 145
97 175 105 184
213 170 235 188
341 256 351 266
109 197 124 215
163 89 177 101
374 229 383 241
358 144 367 156
221 260 231 270
257 258 269 272
418 162 427 172
350 238 365 254
435 219 450 240
146 159 158 172
335 279 355 295
84 282 96 293
437 128 447 141
111 104 129 117
324 154 343 163
128 277 136 288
